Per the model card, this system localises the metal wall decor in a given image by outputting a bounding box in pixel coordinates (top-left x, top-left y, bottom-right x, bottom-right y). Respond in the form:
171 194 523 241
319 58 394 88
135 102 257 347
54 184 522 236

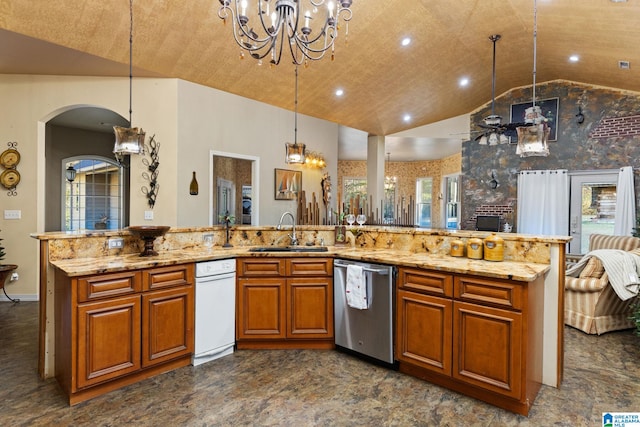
0 142 20 196
141 136 160 208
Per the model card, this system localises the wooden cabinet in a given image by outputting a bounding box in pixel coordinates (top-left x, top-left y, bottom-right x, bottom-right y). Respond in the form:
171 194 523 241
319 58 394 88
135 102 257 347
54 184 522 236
55 264 194 405
236 257 333 349
396 267 543 416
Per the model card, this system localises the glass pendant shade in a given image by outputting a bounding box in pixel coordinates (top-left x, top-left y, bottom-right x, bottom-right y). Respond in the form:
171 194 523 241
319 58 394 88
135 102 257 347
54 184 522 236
285 142 305 164
113 126 146 156
65 165 77 182
515 107 549 157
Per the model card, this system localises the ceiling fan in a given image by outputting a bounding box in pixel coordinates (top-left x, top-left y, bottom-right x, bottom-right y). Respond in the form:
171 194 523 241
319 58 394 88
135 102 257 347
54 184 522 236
475 34 531 145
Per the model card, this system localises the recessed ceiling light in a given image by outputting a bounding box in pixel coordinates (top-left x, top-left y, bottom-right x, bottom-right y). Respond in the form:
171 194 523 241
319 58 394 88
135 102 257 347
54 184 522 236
335 88 344 96
610 0 627 3
459 77 470 87
401 37 411 47
403 114 411 122
569 55 579 63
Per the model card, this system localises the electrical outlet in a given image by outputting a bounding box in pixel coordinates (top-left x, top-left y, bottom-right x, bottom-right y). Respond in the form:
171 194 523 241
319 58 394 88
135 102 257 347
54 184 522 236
144 210 154 220
4 210 21 220
10 272 19 282
108 238 124 249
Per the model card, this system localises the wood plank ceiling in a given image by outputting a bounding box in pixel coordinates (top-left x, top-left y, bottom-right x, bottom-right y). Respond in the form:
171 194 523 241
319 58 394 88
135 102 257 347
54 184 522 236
1 0 639 138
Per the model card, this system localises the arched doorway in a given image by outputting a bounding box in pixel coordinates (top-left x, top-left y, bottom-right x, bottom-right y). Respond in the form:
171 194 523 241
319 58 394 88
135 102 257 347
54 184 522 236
44 105 130 231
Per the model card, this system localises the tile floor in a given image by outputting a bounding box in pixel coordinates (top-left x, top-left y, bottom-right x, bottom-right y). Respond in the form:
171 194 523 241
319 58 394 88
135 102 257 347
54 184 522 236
1 301 639 426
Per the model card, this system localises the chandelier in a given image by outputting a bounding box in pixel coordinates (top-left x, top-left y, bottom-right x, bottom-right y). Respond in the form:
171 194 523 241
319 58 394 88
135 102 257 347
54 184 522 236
217 0 354 65
113 0 146 163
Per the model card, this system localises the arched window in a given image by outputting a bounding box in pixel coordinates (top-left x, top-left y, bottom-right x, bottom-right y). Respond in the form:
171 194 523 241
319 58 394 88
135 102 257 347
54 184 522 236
62 156 124 231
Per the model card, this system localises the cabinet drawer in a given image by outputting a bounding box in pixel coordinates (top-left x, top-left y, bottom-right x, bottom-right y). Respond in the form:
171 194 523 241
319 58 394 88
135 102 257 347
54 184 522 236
398 268 453 298
143 264 194 291
78 271 142 302
454 275 524 311
287 258 333 276
238 258 286 277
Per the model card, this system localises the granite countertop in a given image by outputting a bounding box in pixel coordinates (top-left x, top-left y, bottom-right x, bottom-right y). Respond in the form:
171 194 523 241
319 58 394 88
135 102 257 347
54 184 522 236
50 246 549 282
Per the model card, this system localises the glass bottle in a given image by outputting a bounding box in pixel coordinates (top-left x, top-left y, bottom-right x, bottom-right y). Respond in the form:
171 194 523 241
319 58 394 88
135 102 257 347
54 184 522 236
190 171 199 195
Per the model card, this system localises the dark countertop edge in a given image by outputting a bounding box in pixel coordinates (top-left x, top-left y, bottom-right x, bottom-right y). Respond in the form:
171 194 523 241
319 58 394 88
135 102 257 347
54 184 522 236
50 247 550 283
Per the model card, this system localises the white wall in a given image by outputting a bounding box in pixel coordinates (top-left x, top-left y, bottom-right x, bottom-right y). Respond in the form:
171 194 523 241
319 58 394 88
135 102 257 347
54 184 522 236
0 74 339 299
175 79 338 227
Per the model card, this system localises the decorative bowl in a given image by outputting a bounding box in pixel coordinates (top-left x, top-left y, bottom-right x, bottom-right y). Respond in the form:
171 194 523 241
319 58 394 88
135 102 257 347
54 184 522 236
127 226 170 256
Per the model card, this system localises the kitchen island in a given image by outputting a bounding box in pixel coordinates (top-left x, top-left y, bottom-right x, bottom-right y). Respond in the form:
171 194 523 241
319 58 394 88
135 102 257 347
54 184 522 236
34 226 567 413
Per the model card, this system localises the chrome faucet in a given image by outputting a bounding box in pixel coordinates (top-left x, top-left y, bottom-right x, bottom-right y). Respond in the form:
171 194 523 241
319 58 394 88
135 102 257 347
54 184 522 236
277 211 298 246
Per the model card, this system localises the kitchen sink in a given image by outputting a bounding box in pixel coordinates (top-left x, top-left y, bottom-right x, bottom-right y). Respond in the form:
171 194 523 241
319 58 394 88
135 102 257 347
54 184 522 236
248 246 328 253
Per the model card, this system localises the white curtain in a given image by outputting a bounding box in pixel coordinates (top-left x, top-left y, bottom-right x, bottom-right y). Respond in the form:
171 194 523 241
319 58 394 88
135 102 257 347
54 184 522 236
517 170 569 236
613 166 636 236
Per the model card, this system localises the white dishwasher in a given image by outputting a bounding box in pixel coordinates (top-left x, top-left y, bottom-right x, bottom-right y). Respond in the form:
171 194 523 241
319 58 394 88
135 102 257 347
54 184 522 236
192 259 236 366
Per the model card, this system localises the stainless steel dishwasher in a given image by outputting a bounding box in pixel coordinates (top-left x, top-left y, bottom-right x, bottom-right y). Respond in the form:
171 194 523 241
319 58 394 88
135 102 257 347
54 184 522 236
334 259 396 367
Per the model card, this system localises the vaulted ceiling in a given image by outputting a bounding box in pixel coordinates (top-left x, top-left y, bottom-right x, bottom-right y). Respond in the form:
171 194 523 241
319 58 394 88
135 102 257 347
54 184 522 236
1 0 639 139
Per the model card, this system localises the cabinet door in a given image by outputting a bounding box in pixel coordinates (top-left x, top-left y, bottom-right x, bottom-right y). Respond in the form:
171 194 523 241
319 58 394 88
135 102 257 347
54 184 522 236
142 286 195 368
237 277 286 339
76 295 141 389
453 301 522 399
396 289 452 375
287 277 334 339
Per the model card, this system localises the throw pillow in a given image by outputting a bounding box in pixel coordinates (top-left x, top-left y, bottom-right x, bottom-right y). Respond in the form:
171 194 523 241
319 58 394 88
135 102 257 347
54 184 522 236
579 257 605 279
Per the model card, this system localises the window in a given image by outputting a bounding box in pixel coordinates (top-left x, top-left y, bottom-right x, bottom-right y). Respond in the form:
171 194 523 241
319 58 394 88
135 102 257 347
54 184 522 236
416 177 433 227
342 177 367 212
443 174 460 229
63 157 124 231
383 178 397 223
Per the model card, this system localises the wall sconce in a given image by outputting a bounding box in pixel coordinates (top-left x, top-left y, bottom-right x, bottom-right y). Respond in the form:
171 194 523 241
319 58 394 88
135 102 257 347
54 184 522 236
65 165 77 182
285 142 306 164
304 151 326 169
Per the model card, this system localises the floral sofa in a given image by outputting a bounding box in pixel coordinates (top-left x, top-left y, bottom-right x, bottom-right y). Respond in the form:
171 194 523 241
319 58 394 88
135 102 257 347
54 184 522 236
565 234 640 335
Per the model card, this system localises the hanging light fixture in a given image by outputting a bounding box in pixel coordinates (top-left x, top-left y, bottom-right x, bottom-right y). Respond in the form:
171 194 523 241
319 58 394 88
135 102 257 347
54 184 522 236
285 66 306 164
477 35 509 146
516 0 550 157
384 153 396 190
113 0 146 163
217 0 354 66
65 164 77 182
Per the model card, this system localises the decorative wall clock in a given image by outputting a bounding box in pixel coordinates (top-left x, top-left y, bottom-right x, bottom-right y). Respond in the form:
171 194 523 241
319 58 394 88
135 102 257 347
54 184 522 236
0 169 20 189
0 148 20 168
1 142 20 195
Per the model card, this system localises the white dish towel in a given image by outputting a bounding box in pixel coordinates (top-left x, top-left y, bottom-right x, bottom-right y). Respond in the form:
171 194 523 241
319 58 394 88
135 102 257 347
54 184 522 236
346 264 368 310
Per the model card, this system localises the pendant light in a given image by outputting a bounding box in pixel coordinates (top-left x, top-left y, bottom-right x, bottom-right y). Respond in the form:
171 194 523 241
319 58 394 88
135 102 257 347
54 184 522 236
113 0 146 163
285 66 306 164
515 0 550 157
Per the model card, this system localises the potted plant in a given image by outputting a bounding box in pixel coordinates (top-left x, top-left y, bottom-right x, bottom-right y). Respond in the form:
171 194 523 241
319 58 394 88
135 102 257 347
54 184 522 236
630 298 640 336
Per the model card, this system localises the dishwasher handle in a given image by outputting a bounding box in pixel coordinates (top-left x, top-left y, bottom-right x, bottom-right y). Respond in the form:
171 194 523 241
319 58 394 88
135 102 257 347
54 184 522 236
334 261 390 275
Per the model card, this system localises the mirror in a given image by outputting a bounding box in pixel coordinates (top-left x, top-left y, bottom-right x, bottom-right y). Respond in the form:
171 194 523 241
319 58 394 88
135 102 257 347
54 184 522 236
212 152 258 225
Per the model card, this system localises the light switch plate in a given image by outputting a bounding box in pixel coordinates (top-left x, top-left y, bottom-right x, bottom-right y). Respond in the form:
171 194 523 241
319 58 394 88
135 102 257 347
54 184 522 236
144 210 154 220
4 210 21 220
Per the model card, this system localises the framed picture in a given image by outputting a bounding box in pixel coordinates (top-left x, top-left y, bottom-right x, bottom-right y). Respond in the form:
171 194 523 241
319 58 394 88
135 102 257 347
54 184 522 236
509 97 559 142
275 168 302 200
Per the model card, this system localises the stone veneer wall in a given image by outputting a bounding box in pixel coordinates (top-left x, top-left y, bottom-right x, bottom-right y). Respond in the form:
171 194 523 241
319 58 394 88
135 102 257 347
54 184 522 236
338 153 462 228
464 80 640 232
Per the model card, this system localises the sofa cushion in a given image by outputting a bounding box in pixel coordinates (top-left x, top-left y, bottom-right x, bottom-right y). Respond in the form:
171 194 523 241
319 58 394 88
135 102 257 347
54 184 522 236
579 257 605 279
